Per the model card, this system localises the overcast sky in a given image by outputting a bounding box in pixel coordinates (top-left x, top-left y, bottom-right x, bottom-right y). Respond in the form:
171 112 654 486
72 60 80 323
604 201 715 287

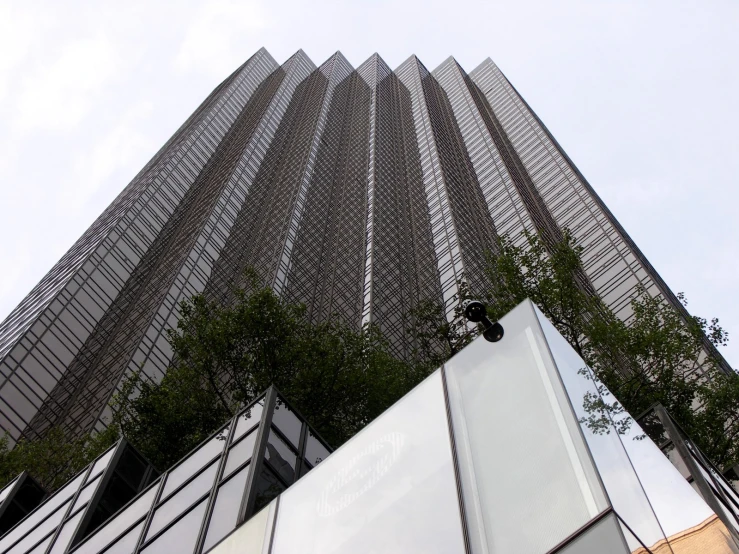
0 0 737 365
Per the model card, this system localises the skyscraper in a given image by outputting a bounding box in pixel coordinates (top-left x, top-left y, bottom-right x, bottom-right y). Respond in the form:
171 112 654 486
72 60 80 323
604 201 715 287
0 48 723 445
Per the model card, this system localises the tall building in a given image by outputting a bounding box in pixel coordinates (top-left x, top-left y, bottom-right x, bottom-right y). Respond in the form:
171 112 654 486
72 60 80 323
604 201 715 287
0 48 723 445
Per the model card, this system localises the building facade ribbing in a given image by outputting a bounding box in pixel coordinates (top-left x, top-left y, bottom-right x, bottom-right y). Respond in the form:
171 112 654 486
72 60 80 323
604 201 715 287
0 48 720 445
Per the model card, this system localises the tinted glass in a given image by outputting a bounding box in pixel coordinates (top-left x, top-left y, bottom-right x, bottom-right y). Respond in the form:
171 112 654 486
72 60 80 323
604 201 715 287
253 466 284 514
271 372 465 554
0 471 84 552
223 432 257 478
272 398 302 449
233 400 264 442
265 429 297 484
304 432 329 467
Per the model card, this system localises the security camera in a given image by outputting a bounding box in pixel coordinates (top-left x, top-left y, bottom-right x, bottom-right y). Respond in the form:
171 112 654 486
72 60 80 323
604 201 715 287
464 300 487 323
483 322 504 343
462 300 504 343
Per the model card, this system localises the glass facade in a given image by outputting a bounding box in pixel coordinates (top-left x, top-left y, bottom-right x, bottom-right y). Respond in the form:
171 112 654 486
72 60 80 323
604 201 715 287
0 439 156 554
0 48 728 449
211 300 738 554
2 302 737 554
0 391 331 554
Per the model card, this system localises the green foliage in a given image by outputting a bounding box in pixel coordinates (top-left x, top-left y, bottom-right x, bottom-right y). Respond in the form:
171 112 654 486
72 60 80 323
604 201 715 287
406 281 476 371
113 275 426 470
483 230 739 470
0 426 119 492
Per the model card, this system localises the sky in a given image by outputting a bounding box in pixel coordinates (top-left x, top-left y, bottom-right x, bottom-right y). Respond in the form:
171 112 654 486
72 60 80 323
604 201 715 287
0 0 737 365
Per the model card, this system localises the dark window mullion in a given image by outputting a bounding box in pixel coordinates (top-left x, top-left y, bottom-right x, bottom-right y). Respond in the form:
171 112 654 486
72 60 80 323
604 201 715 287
193 411 240 553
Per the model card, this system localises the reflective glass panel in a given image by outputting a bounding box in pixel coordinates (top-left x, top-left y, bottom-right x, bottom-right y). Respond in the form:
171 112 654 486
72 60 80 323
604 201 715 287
73 482 158 554
208 501 275 554
223 431 257 478
148 462 218 539
0 472 84 552
445 301 607 554
49 509 85 554
304 431 329 467
202 466 250 551
272 398 302 449
0 477 18 504
555 513 629 554
663 442 692 479
232 400 264 442
103 521 143 554
271 371 465 554
535 304 738 553
88 448 116 483
141 499 207 554
7 499 70 554
161 427 228 498
26 534 53 554
253 466 284 514
72 475 101 513
265 429 297 484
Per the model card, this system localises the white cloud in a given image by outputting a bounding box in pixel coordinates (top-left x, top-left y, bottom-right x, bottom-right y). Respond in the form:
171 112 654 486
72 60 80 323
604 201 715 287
175 0 268 77
59 100 157 216
0 3 54 103
13 34 120 133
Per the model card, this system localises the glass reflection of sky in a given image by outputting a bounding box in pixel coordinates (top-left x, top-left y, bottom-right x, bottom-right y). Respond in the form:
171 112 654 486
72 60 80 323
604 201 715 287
533 303 730 552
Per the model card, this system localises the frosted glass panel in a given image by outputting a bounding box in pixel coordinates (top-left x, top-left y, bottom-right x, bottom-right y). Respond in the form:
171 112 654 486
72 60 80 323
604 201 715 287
148 462 218 539
7 499 69 554
534 305 669 549
209 501 275 554
555 514 628 554
271 371 465 554
202 466 250 551
49 509 84 554
73 483 157 554
104 521 144 554
72 475 101 513
162 426 229 498
0 472 84 552
141 499 207 554
0 477 17 504
88 447 116 481
444 300 607 554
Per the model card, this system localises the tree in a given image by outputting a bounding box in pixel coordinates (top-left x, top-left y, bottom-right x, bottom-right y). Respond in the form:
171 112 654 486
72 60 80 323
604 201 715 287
112 274 426 470
0 426 118 492
406 282 476 372
483 230 739 470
